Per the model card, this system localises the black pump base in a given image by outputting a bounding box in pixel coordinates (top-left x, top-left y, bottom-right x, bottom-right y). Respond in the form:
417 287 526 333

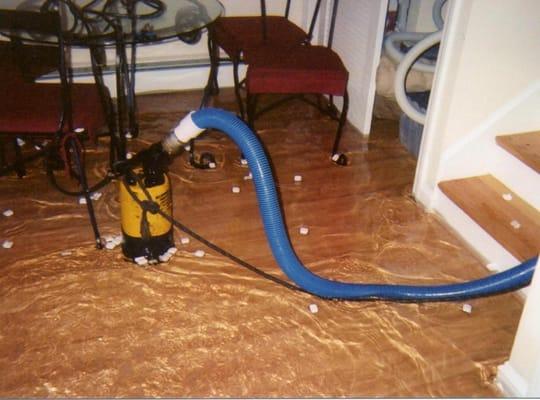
122 230 175 262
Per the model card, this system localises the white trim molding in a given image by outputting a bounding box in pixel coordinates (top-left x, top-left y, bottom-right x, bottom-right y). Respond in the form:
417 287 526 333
497 256 540 397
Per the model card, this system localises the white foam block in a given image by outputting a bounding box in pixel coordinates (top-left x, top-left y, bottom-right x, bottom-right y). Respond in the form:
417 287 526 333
462 304 473 314
294 175 303 183
510 220 521 229
2 240 14 249
240 158 248 166
232 186 241 194
90 191 102 201
159 253 172 262
180 237 190 245
208 162 216 169
486 262 500 272
113 235 123 246
194 250 205 258
299 226 309 235
134 256 148 266
308 304 318 313
3 209 14 217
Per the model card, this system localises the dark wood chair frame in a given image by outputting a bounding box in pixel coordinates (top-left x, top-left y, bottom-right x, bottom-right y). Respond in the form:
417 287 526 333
0 3 117 247
245 0 350 164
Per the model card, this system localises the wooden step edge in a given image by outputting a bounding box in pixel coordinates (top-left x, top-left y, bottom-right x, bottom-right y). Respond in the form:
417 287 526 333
438 174 540 262
496 131 540 174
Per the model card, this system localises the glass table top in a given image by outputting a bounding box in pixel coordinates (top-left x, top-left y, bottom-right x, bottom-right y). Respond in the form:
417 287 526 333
1 0 224 45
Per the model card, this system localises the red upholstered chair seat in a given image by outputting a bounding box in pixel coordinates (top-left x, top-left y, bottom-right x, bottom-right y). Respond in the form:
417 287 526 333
211 16 309 60
0 81 107 140
247 45 349 96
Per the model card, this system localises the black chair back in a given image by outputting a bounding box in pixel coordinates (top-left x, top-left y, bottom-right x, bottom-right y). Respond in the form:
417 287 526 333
259 0 323 44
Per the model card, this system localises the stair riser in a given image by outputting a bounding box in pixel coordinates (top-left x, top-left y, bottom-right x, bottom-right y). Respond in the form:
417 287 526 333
436 141 539 210
493 145 540 210
434 190 529 298
435 189 520 267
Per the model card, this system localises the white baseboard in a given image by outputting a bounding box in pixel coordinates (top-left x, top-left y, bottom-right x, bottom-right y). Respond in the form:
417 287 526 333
498 361 528 397
63 63 239 98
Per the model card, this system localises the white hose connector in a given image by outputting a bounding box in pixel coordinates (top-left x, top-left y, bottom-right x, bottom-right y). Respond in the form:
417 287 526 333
173 111 205 143
161 111 206 155
394 30 442 125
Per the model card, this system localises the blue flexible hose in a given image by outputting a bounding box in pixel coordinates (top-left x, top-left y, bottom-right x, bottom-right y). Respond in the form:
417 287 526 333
191 108 537 301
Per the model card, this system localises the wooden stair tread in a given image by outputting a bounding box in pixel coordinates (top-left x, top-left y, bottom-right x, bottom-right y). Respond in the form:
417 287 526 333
496 131 540 173
439 175 540 261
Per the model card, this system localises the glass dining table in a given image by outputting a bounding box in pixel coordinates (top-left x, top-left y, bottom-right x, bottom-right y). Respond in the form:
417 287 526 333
2 0 224 159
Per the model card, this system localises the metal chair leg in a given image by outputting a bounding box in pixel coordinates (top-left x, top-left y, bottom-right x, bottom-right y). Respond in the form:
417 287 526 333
246 93 258 131
209 32 220 95
12 137 26 178
0 137 5 173
67 135 102 249
232 58 245 119
201 32 220 108
331 91 349 165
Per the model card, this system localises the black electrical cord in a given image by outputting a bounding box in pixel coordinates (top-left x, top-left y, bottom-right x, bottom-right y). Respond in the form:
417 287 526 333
122 171 307 294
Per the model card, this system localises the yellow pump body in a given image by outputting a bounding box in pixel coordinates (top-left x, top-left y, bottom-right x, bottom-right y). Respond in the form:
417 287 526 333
119 170 174 261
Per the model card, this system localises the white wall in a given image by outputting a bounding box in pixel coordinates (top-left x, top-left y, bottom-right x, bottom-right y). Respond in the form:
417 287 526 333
331 0 388 134
413 0 540 207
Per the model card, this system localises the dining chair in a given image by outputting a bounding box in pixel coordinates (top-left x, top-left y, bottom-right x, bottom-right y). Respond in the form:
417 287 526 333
245 0 350 165
0 6 116 247
204 0 323 117
189 0 322 169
